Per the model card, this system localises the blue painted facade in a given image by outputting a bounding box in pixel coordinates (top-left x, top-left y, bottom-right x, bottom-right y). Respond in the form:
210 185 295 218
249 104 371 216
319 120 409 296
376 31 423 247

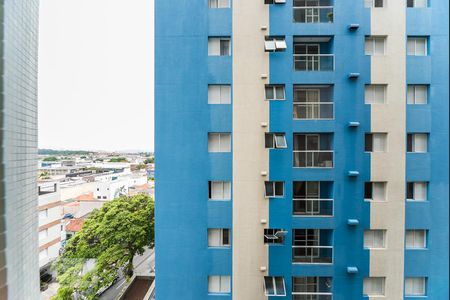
155 1 448 299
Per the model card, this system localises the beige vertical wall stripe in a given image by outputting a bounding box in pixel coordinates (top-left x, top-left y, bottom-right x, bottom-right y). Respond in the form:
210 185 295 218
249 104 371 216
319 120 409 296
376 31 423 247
370 3 406 300
232 1 269 299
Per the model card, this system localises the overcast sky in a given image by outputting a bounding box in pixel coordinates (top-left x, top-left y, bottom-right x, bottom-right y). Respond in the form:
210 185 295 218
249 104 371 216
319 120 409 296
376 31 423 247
38 0 154 152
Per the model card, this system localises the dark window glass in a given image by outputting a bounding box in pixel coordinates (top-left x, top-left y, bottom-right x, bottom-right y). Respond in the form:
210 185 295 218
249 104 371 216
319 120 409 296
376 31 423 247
407 182 414 199
208 181 212 198
364 182 373 199
265 133 274 148
365 134 373 152
407 134 413 152
374 0 384 7
265 182 274 197
293 181 306 198
407 0 414 7
222 229 229 245
275 182 284 196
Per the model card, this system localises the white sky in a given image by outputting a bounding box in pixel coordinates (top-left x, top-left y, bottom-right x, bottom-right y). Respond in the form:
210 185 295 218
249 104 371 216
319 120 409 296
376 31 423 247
38 0 154 152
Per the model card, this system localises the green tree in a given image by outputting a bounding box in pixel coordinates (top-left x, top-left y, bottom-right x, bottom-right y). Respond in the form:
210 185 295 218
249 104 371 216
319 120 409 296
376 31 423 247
53 194 154 299
143 157 154 164
108 157 128 163
43 156 59 162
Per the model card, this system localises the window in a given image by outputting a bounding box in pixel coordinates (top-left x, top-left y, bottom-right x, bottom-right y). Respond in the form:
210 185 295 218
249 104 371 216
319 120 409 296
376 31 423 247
407 85 427 104
208 37 231 56
209 181 231 200
264 229 287 244
407 133 428 153
365 85 386 104
264 36 287 52
292 277 333 298
405 230 427 249
407 182 427 201
208 276 231 293
39 229 48 241
405 277 426 296
39 209 48 220
264 181 284 198
363 277 385 296
263 276 286 296
364 182 387 201
208 229 230 247
208 0 231 8
208 133 231 152
407 0 428 8
265 133 287 149
265 85 285 100
364 230 386 249
39 249 48 261
265 0 286 4
364 0 384 8
407 37 427 56
208 85 231 104
365 37 386 55
365 133 387 152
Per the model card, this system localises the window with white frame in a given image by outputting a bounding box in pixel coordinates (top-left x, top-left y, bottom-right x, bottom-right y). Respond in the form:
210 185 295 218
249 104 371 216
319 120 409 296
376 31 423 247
364 0 384 8
264 36 287 52
265 133 287 149
208 229 230 247
39 249 48 261
407 0 428 8
264 181 284 198
364 182 387 201
208 276 231 293
405 230 427 249
407 133 428 153
405 277 426 296
364 230 386 249
363 277 385 296
208 37 231 56
264 229 287 244
407 182 427 201
365 36 386 55
208 0 231 8
265 0 286 4
208 85 231 104
208 133 231 152
365 85 386 104
407 85 428 104
39 209 48 220
264 276 286 296
265 84 285 100
208 181 231 200
407 37 427 56
365 133 387 152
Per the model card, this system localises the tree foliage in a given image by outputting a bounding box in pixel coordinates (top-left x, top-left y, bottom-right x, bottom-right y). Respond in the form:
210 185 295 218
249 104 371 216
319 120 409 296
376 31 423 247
52 194 154 299
108 157 128 163
43 156 59 162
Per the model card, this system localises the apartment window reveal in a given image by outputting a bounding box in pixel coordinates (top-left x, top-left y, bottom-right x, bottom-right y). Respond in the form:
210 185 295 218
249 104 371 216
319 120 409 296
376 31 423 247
407 0 428 8
208 85 231 104
208 228 230 247
208 133 231 152
265 133 287 149
265 84 285 100
365 36 386 55
407 85 427 104
208 37 231 56
264 276 286 296
365 84 386 104
363 277 386 296
208 181 231 200
364 0 384 8
364 230 386 249
208 0 231 9
407 133 428 153
365 133 387 152
405 277 427 296
264 36 287 52
264 181 284 198
407 182 427 201
264 228 287 245
364 182 387 201
208 276 231 294
405 230 427 249
407 37 427 56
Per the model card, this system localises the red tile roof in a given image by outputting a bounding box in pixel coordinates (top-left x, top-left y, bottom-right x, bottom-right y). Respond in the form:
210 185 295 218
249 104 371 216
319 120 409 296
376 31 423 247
66 219 84 232
75 192 95 201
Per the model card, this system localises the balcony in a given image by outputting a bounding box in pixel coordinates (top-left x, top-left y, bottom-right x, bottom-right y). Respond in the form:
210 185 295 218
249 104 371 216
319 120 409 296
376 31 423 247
293 181 333 216
292 229 333 264
293 85 334 120
294 37 334 71
293 0 334 23
293 134 334 168
292 277 333 300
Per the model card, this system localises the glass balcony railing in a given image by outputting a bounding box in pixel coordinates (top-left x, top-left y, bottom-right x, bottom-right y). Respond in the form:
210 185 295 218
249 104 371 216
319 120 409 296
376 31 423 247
293 6 334 23
293 102 334 119
293 198 333 216
292 245 333 264
293 151 334 168
294 54 334 71
292 294 333 300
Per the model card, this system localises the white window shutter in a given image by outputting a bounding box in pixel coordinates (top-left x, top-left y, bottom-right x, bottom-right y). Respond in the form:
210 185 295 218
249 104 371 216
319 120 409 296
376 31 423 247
407 85 415 104
405 230 414 248
413 134 428 152
373 133 386 152
416 38 427 56
218 0 230 8
208 134 221 152
407 39 416 55
373 182 386 201
208 38 221 56
415 85 427 104
414 182 427 200
415 231 425 247
208 85 221 104
223 182 231 199
365 86 374 103
208 276 220 292
374 85 385 103
221 85 231 104
374 38 385 55
365 38 373 55
220 276 231 292
208 229 221 247
264 40 276 52
211 182 224 199
220 134 231 152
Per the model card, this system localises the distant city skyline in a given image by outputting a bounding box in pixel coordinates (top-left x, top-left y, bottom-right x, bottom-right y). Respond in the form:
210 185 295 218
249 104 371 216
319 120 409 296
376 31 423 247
38 0 154 152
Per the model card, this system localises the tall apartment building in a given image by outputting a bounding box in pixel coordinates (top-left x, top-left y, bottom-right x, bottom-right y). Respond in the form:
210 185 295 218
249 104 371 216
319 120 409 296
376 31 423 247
155 0 448 299
38 183 62 274
0 0 40 299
